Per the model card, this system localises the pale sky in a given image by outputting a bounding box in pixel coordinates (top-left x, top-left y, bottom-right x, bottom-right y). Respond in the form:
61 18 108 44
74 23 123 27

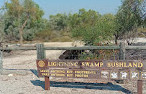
0 0 122 19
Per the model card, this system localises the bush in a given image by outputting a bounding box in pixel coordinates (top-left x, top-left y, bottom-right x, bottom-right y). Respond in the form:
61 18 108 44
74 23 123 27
35 29 58 42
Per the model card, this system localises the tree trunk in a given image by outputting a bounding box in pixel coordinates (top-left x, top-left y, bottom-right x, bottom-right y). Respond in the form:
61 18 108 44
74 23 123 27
115 35 118 45
19 18 28 46
19 29 23 46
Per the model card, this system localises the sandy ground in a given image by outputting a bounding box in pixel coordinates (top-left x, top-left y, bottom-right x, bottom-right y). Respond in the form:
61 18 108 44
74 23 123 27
0 42 146 94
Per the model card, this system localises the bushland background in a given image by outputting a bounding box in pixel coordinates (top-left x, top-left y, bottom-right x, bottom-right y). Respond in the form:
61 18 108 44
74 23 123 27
0 0 145 46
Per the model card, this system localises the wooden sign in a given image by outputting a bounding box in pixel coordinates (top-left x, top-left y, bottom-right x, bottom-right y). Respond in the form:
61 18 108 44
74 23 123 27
36 60 146 80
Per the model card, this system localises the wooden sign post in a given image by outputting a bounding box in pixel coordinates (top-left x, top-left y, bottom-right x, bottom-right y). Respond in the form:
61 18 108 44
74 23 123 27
36 44 50 90
119 42 143 94
137 80 143 94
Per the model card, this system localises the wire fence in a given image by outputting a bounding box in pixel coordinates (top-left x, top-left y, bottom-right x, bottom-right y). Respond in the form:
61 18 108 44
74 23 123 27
58 49 146 61
126 49 146 60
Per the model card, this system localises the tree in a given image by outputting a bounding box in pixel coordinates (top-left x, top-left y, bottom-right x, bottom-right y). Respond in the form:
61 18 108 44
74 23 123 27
114 0 144 44
49 13 70 32
71 9 115 45
69 9 100 29
5 0 44 45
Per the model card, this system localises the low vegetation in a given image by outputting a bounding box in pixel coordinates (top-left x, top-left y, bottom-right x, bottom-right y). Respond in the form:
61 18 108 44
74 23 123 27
0 0 145 45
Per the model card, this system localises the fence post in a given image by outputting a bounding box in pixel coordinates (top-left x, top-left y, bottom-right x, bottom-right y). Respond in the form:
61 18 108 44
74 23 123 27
36 44 50 90
119 42 143 94
36 44 46 60
119 42 125 60
117 42 126 84
0 51 3 74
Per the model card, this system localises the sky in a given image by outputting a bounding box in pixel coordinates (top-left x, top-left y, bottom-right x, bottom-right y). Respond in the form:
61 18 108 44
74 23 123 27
0 0 122 19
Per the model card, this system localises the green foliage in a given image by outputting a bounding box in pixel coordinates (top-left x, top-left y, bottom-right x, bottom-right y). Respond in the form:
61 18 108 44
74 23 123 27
1 0 145 44
69 9 100 28
114 0 145 43
79 49 119 60
35 29 57 42
35 29 73 42
34 8 116 44
3 0 45 43
49 14 69 31
79 51 98 60
71 9 115 45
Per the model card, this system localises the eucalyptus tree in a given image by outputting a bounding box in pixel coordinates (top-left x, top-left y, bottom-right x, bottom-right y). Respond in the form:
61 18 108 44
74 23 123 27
49 13 70 32
4 0 44 45
114 0 145 44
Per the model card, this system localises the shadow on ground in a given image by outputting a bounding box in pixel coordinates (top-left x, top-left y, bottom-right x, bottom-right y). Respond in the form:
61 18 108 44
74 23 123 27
3 69 38 77
30 80 132 94
3 69 133 94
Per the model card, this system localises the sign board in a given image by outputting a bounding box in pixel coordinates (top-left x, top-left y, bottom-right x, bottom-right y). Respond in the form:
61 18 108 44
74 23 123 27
36 60 146 80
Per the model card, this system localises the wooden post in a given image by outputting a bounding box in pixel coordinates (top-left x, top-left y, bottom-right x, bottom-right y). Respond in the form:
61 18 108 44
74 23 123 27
45 76 50 90
36 44 46 60
117 42 126 84
0 51 3 74
137 80 143 94
119 42 143 93
36 44 50 90
119 42 125 60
